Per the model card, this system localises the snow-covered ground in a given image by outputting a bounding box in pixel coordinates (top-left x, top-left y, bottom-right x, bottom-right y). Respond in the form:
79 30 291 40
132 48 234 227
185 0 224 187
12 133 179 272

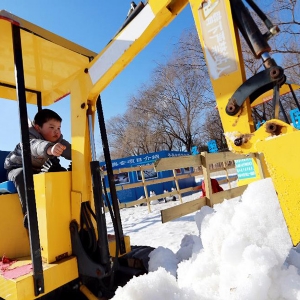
106 178 300 300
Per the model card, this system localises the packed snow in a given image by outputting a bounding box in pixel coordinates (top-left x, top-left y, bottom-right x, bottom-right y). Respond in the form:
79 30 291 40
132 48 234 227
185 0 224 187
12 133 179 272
105 178 300 300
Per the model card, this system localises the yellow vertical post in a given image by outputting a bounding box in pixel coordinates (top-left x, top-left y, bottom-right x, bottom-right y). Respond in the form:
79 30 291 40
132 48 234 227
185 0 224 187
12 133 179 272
69 72 94 223
188 0 254 134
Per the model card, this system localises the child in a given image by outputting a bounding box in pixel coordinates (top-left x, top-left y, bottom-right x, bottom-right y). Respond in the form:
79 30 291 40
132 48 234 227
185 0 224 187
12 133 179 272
4 109 71 228
201 178 223 196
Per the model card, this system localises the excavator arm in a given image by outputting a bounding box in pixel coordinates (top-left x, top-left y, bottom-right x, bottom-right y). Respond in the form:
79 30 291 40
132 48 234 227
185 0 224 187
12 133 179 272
71 0 300 247
84 0 278 133
72 0 255 198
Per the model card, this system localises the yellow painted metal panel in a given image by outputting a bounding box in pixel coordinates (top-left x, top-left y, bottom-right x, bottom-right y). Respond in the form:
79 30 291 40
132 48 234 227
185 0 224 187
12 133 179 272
189 0 254 135
256 130 300 246
0 256 78 300
189 0 264 184
70 73 94 200
71 191 82 224
251 83 300 108
226 119 297 154
0 10 96 58
0 10 96 106
0 194 30 259
34 172 72 263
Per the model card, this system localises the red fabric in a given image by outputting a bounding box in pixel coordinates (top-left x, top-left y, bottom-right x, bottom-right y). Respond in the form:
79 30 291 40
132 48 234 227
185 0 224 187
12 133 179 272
0 255 32 279
1 255 14 264
201 179 223 196
1 264 32 279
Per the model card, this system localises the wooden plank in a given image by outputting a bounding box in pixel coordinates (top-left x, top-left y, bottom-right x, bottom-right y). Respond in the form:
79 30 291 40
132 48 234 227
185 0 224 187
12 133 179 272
105 172 204 192
107 172 236 193
122 198 146 208
161 197 207 223
161 184 248 223
211 185 248 205
201 152 213 207
112 187 196 210
255 153 267 179
103 152 240 177
179 187 195 194
192 171 203 176
218 176 238 185
117 183 245 213
223 161 231 189
154 155 201 171
203 152 254 164
160 190 179 199
105 197 145 211
208 164 236 173
175 172 198 180
143 186 194 202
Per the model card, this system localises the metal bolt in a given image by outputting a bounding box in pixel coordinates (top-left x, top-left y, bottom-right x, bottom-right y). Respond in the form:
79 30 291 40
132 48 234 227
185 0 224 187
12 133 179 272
265 122 277 134
234 137 243 146
270 67 280 79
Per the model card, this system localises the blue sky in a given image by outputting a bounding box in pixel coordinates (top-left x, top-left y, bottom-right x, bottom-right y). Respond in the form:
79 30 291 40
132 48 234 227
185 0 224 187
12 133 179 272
0 1 195 153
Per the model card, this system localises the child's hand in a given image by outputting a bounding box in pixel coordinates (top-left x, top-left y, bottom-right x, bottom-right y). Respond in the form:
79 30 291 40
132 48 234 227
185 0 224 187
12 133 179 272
47 143 66 157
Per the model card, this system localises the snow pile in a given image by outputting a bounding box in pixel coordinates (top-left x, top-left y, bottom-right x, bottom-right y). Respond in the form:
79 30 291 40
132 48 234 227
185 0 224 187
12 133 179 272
113 178 300 300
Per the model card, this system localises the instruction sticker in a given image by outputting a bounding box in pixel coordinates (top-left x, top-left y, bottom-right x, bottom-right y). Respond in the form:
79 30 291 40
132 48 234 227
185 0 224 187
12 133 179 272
235 158 256 180
198 0 238 79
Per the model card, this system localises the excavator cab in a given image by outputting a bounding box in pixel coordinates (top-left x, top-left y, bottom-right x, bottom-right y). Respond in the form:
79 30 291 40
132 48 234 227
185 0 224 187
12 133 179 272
0 9 152 300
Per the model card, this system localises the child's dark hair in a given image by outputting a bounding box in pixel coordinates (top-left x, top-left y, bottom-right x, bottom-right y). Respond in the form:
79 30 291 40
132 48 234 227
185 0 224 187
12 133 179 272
33 109 62 127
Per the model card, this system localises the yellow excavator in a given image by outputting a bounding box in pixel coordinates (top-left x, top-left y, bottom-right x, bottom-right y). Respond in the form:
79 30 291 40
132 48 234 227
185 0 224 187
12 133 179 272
0 0 299 299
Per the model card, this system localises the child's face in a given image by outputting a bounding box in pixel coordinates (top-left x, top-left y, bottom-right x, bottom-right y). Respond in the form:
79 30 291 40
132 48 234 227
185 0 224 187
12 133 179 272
35 119 62 142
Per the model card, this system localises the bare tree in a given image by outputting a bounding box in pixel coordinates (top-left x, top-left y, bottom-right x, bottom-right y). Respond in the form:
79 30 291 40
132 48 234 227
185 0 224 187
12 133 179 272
200 109 227 150
129 55 213 152
106 106 173 158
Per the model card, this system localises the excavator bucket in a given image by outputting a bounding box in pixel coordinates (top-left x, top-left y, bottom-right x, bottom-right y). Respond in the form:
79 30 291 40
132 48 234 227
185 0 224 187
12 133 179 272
256 129 300 246
225 118 300 246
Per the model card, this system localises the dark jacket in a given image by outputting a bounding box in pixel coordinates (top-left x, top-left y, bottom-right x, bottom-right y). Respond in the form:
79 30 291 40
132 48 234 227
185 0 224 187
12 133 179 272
4 122 71 172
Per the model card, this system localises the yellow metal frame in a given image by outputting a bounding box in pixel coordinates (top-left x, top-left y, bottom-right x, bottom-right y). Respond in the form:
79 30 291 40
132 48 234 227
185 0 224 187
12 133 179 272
0 194 30 258
256 129 300 246
1 0 300 298
0 257 78 300
108 235 131 257
0 10 97 105
34 172 72 263
251 82 300 108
